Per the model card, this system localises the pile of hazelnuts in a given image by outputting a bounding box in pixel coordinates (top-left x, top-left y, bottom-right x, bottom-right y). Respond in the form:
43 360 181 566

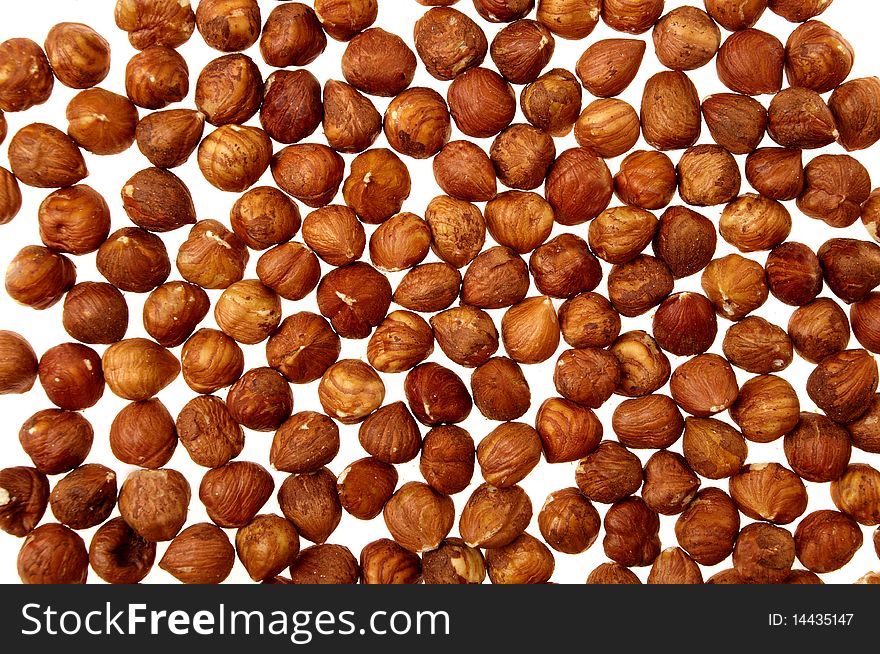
1 0 880 586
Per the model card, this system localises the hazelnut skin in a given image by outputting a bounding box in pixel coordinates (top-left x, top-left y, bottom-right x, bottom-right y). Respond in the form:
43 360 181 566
490 124 556 191
670 354 739 418
521 68 582 138
768 0 833 22
609 330 672 397
109 399 178 469
270 411 340 475
319 360 385 425
160 523 235 584
199 461 274 529
384 482 455 553
226 367 293 432
38 185 110 256
39 343 104 411
767 87 837 149
196 0 260 52
830 77 880 152
135 109 205 169
317 262 392 339
538 488 601 555
830 464 880 526
794 510 863 573
851 293 880 354
433 141 496 203
722 316 794 374
0 467 49 537
367 310 434 374
536 397 603 464
66 89 138 156
612 394 683 450
716 29 784 96
176 395 245 469
342 28 416 98
114 0 195 50
785 20 853 93
103 338 180 401
798 154 871 229
0 38 54 112
358 402 421 464
729 374 800 443
675 488 742 566
177 220 249 290
360 539 421 585
259 3 326 68
729 463 808 524
448 67 516 139
733 522 795 583
266 313 341 384
423 539 485 585
118 469 191 542
536 0 601 40
652 6 721 71
471 356 531 422
765 242 823 306
419 426 475 496
290 545 359 585
338 458 398 520
745 147 804 201
124 46 189 110
181 328 245 394
652 292 718 357
197 125 272 193
49 464 117 530
143 281 210 348
576 441 643 504
788 298 850 364
701 254 769 321
485 533 554 585
807 349 878 424
323 80 381 154
640 71 701 151
784 412 852 482
17 523 88 584
721 195 792 254
260 69 322 144
88 517 156 584
702 93 768 155
257 243 321 302
404 362 472 426
97 227 171 293
472 0 534 22
413 8 487 81
818 238 880 305
343 148 411 223
490 19 555 85
477 422 543 488
8 123 88 189
384 87 451 160
652 206 717 280
277 468 342 545
603 497 661 568
459 483 531 549
0 331 38 394
682 417 749 480
19 410 93 475
576 38 646 98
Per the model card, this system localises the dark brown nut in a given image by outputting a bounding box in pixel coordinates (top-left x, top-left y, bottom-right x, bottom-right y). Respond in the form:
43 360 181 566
89 517 156 584
702 93 767 155
414 7 487 80
115 0 195 49
683 417 749 480
404 362 472 426
0 467 49 537
588 207 657 266
384 87 451 159
176 219 249 289
490 124 555 192
8 123 87 189
808 349 879 424
786 569 824 584
608 255 674 318
433 141 496 203
66 89 138 156
198 125 271 193
733 522 795 583
257 243 321 302
267 313 341 384
124 46 188 110
290 544 359 584
462 247 529 309
530 234 602 299
19 410 93 475
574 98 639 158
341 28 416 98
831 464 880 525
181 328 244 394
614 151 676 211
459 483 531 549
419 426 474 495
142 281 209 348
196 0 260 52
670 354 739 418
314 0 376 40
729 462 808 525
176 395 244 468
0 331 38 394
323 80 381 154
788 298 850 364
109 399 177 469
260 2 326 67
121 168 195 234
575 441 642 504
38 186 107 257
602 0 664 33
358 402 421 464
318 359 385 424
425 198 486 269
0 166 22 225
270 412 340 474
794 510 862 573
343 148 411 223
0 38 53 111
798 154 871 229
226 368 292 432
448 67 516 139
367 311 434 374
648 547 703 584
643 451 700 516
338 458 397 520
477 422 542 488
38 343 104 411
431 306 498 368
118 469 190 541
785 20 852 93
230 187 300 251
784 412 852 482
603 497 661 567
640 71 701 151
317 262 392 339
102 338 179 401
745 147 804 201
49 464 116 530
360 539 422 584
765 242 823 306
486 532 554 584
214 280 282 345
278 469 342 544
705 0 767 30
576 38 645 98
394 263 461 314
819 238 880 305
716 29 784 95
587 562 642 584
612 395 683 450
471 357 530 422
730 375 800 443
472 0 533 22
17 523 88 584
521 68 581 138
199 461 273 528
261 69 322 144
675 488 740 565
652 206 716 279
610 330 672 397
135 109 204 168
536 0 600 39
45 22 111 89
652 6 721 71
853 293 880 354
768 0 832 22
535 397 602 463
768 87 837 149
368 213 429 272
546 148 613 226
501 296 560 365
558 293 621 350
652 292 718 357
701 254 769 320
829 77 880 152
160 523 235 584
723 316 794 374
196 54 264 126
538 488 600 555
302 206 365 268
384 482 454 553
678 145 741 207
554 348 620 409
422 538 485 585
490 19 554 85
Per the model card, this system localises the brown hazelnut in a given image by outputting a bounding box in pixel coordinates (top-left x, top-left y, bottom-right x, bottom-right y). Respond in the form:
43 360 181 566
829 77 880 152
89 517 156 584
546 147 613 226
610 330 672 397
682 417 749 480
160 523 235 584
0 38 53 112
765 242 823 306
404 362 472 426
471 356 530 422
576 38 646 98
272 143 345 207
419 426 475 495
670 354 739 418
798 154 871 228
114 0 195 49
318 359 385 424
477 422 542 488
49 464 116 531
199 461 273 528
603 497 661 568
0 467 49 537
459 483 531 549
384 482 454 553
652 7 721 71
733 522 795 583
431 306 498 368
536 397 602 463
612 394 683 450
640 71 701 151
278 468 342 544
587 562 642 584
394 263 461 314
433 141 496 203
0 331 38 394
122 170 196 236
575 440 643 504
177 220 249 289
701 254 769 320
302 206 365 267
521 68 581 137
501 296 560 365
19 410 93 475
768 87 838 149
360 539 422 584
558 293 621 350
109 399 177 469
831 464 880 525
807 349 878 424
723 316 794 374
229 187 300 251
358 402 421 464
784 412 852 482
142 281 209 348
369 213 431 272
342 28 416 98
863 188 880 245
490 124 556 191
119 469 190 541
423 538 485 585
574 99 640 158
367 310 434 374
729 463 808 524
343 148 411 223
461 247 529 309
537 0 601 39
8 123 87 189
614 150 677 211
45 22 110 89
716 29 784 95
97 227 171 293
788 298 850 363
486 532 554 585
124 46 189 110
176 395 244 468
17 523 88 584
384 87 451 159
260 69 322 144
317 262 392 338
769 0 832 22
413 7 487 81
589 207 656 266
323 80 381 154
425 196 486 268
490 19 554 85
554 348 620 409
37 186 108 257
642 451 701 516
66 89 138 156
181 328 244 394
675 488 741 565
214 280 282 345
785 20 852 93
538 488 600 555
472 0 534 22
338 458 397 520
705 0 768 31
39 343 104 411
730 375 800 443
135 108 205 168
678 145 741 207
266 313 341 384
795 510 863 573
290 544 359 584
648 547 703 585
314 0 376 41
702 93 768 155
102 338 179 401
259 2 326 67
819 238 880 305
197 125 271 192
225 368 292 432
196 0 260 52
785 569 824 585
448 67 516 139
270 412 340 474
652 206 716 280
852 293 880 354
603 0 664 33
531 234 602 299
257 243 321 301
652 292 718 357
745 147 804 201
608 255 674 317
0 166 22 225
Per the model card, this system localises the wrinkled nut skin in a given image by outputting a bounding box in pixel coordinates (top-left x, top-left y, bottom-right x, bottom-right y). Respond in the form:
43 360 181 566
603 497 661 568
384 482 454 554
588 206 658 266
670 353 739 418
196 0 261 52
652 7 721 72
338 457 398 520
729 463 808 525
0 167 23 225
554 348 620 410
0 331 38 394
103 338 180 401
784 412 852 482
608 255 675 318
38 185 110 256
195 54 263 127
642 451 701 516
614 150 677 211
459 483 531 549
226 368 292 432
448 67 515 140
767 87 837 150
66 89 139 156
461 247 530 310
317 263 392 339
8 123 88 189
302 205 365 267
577 38 646 98
125 46 189 110
199 461 274 529
652 292 718 357
230 187 300 251
323 80 381 154
559 293 621 350
19 410 93 476
788 298 850 364
39 343 104 411
404 362 472 426
114 0 195 50
501 296 560 365
745 147 804 202
536 0 601 40
716 29 784 96
181 328 245 395
477 422 543 488
277 469 342 545
368 213 431 273
576 440 643 504
485 532 555 585
360 538 422 585
471 356 530 422
358 402 421 464
413 8 487 81
785 20 853 94
830 77 880 152
798 155 871 229
852 293 880 354
587 562 642 584
257 243 321 301
538 488 601 555
136 109 205 169
97 227 171 293
640 71 701 151
831 464 880 526
314 0 377 41
490 19 555 85
675 488 741 566
394 263 461 314
705 0 767 31
431 305 499 369
88 517 156 584
260 69 322 145
422 538 485 585
531 234 602 299
118 469 191 542
807 349 878 424
259 3 326 68
318 359 385 425
49 464 117 530
342 28 416 98
160 522 235 584
0 38 54 112
733 522 796 584
702 93 768 155
576 97 641 157
176 395 244 469
214 280 282 345
603 0 664 33
652 206 717 280
701 254 769 321
729 374 799 444
723 316 794 374
818 238 880 305
521 68 581 138
795 510 863 573
425 196 486 268
343 148 411 224
367 310 433 374
609 330 672 397
110 399 178 469
419 426 475 496
434 141 496 203
17 523 88 584
472 0 534 22
0 467 49 537
765 242 823 306
647 547 703 584
270 411 340 474
536 397 602 464
290 544 359 585
143 281 210 348
490 124 556 191
678 145 741 208
197 125 272 193
266 313 341 384
122 168 196 233
769 0 833 23
177 220 249 290
682 417 749 480
612 394 683 450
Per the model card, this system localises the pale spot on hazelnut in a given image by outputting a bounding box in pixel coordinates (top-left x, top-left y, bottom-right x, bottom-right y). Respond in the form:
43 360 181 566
0 487 10 506
363 172 372 185
337 466 350 485
335 291 356 306
53 377 61 383
709 405 725 413
204 230 232 249
450 554 470 578
27 427 36 435
751 463 770 471
123 184 135 197
83 359 93 371
118 235 131 245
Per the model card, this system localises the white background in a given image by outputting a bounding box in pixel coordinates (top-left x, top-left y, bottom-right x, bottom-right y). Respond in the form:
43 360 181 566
1 0 879 583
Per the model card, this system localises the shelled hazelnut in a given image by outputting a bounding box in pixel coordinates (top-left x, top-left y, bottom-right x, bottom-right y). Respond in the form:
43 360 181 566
343 148 411 223
830 77 880 152
730 375 800 443
431 306 498 368
66 89 138 156
614 151 678 210
722 316 794 374
395 263 461 313
784 413 852 483
536 397 602 463
384 482 454 553
260 70 322 144
768 0 832 22
807 349 879 424
851 293 880 353
705 0 767 31
323 80 381 154
177 220 249 289
419 426 475 495
648 547 703 585
39 343 104 411
135 109 205 168
745 147 804 201
545 147 613 226
19 410 93 476
719 195 789 255
45 23 110 89
536 0 601 40
49 464 117 531
0 331 38 395
413 7 487 81
89 517 156 584
142 281 209 348
181 328 245 394
603 497 661 568
461 247 529 309
765 242 823 306
270 412 339 474
318 360 385 424
785 20 853 93
314 0 377 41
196 0 260 52
289 545 359 585
677 145 741 207
640 71 701 151
501 296 560 365
490 19 554 85
338 458 398 520
0 38 54 112
118 469 190 542
358 402 421 464
459 483 531 549
612 395 683 450
767 87 838 149
103 338 180 401
798 154 871 228
302 206 365 268
818 238 880 304
795 510 863 573
575 441 643 504
729 462 808 524
360 539 421 585
521 69 581 138
490 124 556 191
0 167 22 225
8 123 88 189
609 330 671 397
587 562 641 584
278 468 342 545
342 28 416 98
160 523 235 584
603 0 664 33
831 464 880 525
114 0 195 50
257 244 321 302
701 254 769 320
366 311 433 374
317 262 392 338
404 362 471 426
576 39 646 98
125 46 189 110
230 187 300 251
0 467 48 537
538 488 600 555
554 348 620 409
652 7 721 71
226 368 292 432
642 451 700 516
486 532 555 585
558 293 621 349
449 67 516 139
574 99 640 159
702 93 768 155
716 29 784 95
733 522 795 583
530 234 602 299
266 313 341 384
607 255 674 318
198 125 272 193
96 227 170 293
472 0 534 22
652 292 718 357
179 395 246 470
788 298 850 364
682 417 749 480
121 168 196 234
17 523 88 584
109 399 177 469
675 488 741 565
470 357 530 422
670 353 739 418
384 87 451 160
433 141 496 203
422 539 485 585
199 461 273 528
477 422 543 488
259 3 326 68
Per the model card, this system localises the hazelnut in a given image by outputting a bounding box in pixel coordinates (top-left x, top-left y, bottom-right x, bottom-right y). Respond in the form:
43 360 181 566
8 123 87 189
142 281 210 347
384 87 451 159
160 523 235 584
707 569 753 584
701 254 769 320
97 227 171 293
588 207 656 266
65 88 138 157
682 417 749 480
39 343 104 411
767 87 838 149
784 412 852 482
270 412 340 474
733 522 796 583
431 306 498 368
675 488 741 565
197 125 272 192
367 310 434 374
670 354 739 418
124 46 189 109
788 298 850 363
433 141 497 203
652 7 721 71
0 467 49 537
342 28 416 98
643 451 701 516
702 93 768 155
640 71 701 151
705 0 768 31
538 488 600 555
369 213 431 272
49 464 116 531
471 356 530 422
807 349 878 424
318 359 385 424
181 328 244 394
358 402 421 464
607 255 675 317
423 539 485 585
19 410 93 475
829 77 880 152
259 3 326 67
413 7 487 81
786 569 824 585
677 145 741 207
536 0 601 39
652 292 718 356
317 262 392 338
38 185 109 256
323 80 381 154
558 293 621 350
852 293 880 354
745 147 804 201
831 464 880 525
490 124 556 191
114 0 195 49
177 220 249 289
135 108 205 168
214 280 282 345
798 154 871 228
121 168 196 234
196 0 260 52
554 348 620 409
459 483 531 549
648 547 703 585
768 0 832 22
574 99 640 159
278 468 342 544
587 562 641 584
613 151 677 211
819 238 880 304
473 0 534 22
501 296 560 365
576 38 646 98
0 331 38 394
531 234 602 299
576 440 643 504
652 206 717 279
89 517 156 584
44 22 110 89
302 205 365 267
765 242 823 306
176 395 244 468
419 426 475 495
338 458 398 520
109 399 177 469
226 368 292 432
785 20 853 93
448 67 516 139
257 243 322 301
722 316 794 374
102 338 180 401
795 510 863 573
384 482 454 553
486 532 554 584
266 313 341 384
290 545 359 584
272 143 345 208
260 69 322 144
612 394 683 450
118 469 190 542
404 362 472 426
536 397 602 463
395 263 461 314
521 68 581 138
609 330 672 397
729 463 808 524
199 461 274 528
425 196 486 268
603 497 661 568
716 29 784 95
490 19 555 85
314 0 377 41
545 147 613 226
230 187 300 251
343 148 411 223
461 246 529 309
477 422 543 488
730 374 800 443
360 539 422 584
603 0 664 33
17 523 88 584
0 167 22 225
0 38 53 112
